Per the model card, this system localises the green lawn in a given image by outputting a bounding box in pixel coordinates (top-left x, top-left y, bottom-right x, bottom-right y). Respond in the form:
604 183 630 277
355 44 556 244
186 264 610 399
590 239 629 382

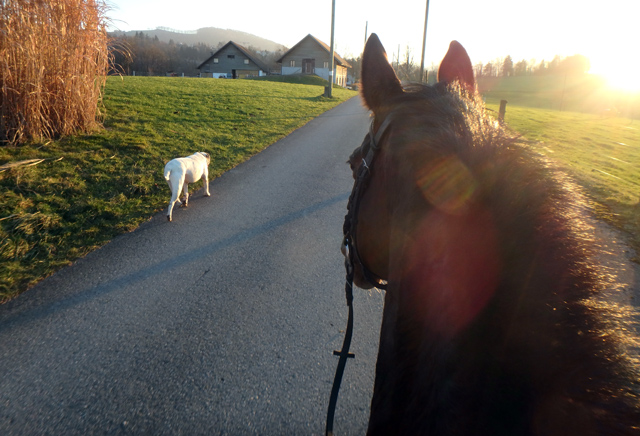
485 98 640 257
0 76 356 302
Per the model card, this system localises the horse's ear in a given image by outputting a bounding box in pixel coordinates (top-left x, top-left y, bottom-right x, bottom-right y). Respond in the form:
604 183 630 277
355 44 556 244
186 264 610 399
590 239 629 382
438 41 475 92
361 33 403 113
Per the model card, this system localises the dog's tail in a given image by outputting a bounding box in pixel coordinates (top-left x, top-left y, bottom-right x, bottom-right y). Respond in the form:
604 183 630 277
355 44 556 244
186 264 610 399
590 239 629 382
163 167 172 182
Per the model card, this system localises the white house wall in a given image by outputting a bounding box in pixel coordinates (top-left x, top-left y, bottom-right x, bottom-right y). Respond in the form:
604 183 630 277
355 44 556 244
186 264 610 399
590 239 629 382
281 66 347 87
315 67 330 81
282 66 302 75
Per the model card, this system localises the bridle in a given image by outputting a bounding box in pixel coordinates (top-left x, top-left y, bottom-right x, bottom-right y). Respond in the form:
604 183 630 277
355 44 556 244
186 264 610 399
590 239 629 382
341 116 392 291
325 115 392 436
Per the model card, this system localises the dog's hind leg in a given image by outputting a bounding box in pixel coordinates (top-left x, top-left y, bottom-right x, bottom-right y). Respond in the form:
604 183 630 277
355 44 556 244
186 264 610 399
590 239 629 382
182 182 189 207
203 168 211 197
167 178 184 221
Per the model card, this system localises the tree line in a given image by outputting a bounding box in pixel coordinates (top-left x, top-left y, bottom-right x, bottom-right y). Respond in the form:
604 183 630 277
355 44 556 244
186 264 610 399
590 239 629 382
474 54 590 78
108 33 590 85
356 47 591 84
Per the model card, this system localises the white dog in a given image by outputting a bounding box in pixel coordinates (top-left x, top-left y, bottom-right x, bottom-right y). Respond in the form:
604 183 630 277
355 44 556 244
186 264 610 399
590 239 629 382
163 152 211 222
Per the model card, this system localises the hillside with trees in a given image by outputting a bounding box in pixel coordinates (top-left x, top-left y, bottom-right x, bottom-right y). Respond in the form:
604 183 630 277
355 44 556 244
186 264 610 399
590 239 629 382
112 27 286 52
109 30 286 77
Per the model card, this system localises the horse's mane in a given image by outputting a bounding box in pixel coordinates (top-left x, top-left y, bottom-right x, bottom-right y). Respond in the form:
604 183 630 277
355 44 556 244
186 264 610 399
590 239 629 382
374 82 640 434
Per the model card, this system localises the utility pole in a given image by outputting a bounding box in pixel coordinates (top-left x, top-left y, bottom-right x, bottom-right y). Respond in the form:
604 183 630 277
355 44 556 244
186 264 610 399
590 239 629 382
327 0 336 98
419 0 430 83
364 21 368 47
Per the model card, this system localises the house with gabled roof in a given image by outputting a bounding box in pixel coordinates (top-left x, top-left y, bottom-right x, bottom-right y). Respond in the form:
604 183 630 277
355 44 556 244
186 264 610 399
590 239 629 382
276 34 351 87
197 41 269 78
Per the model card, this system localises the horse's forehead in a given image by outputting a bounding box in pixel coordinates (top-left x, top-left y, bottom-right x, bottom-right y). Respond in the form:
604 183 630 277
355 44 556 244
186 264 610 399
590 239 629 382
384 114 441 157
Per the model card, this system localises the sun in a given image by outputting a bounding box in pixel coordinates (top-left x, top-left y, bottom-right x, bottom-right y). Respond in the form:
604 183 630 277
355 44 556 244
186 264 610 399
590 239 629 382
601 71 640 94
589 57 640 94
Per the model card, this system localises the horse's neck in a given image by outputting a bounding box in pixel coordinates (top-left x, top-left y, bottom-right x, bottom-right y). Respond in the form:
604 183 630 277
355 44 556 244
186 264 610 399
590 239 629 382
369 195 608 435
388 204 502 339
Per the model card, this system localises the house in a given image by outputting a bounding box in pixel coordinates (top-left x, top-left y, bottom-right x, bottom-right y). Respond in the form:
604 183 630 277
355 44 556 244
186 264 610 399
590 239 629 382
277 34 351 87
197 41 269 78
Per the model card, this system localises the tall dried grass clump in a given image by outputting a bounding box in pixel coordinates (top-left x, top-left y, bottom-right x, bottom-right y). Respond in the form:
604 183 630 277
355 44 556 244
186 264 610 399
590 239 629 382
0 0 111 144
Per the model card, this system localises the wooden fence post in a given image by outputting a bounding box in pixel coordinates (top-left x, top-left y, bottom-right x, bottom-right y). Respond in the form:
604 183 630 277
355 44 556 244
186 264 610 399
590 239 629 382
498 100 508 123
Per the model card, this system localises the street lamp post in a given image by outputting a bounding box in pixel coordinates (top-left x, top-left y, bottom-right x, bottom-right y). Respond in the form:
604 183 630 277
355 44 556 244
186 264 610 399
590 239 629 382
419 0 430 83
327 0 336 97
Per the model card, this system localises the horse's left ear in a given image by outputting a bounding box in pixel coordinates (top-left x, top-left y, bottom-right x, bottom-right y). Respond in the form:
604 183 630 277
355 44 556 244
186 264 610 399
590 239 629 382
361 33 403 114
438 41 475 92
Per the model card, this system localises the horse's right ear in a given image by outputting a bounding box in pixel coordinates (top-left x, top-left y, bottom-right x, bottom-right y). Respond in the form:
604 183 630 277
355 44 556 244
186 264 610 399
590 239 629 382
438 41 475 92
361 33 403 114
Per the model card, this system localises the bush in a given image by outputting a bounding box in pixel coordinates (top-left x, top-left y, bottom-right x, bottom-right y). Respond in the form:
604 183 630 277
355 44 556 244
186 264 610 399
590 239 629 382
0 0 111 144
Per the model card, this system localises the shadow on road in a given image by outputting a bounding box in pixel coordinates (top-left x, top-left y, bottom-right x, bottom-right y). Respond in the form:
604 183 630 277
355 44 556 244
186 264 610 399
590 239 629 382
0 192 350 332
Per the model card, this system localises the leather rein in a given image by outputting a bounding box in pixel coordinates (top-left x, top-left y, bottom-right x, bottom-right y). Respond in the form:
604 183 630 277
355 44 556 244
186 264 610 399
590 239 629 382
325 116 392 436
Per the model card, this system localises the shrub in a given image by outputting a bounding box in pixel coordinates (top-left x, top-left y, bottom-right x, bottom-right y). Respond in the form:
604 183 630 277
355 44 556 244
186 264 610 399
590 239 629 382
0 0 111 144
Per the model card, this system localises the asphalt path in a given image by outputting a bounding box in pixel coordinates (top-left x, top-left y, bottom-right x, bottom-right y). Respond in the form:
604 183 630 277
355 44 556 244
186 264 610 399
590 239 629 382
0 96 385 435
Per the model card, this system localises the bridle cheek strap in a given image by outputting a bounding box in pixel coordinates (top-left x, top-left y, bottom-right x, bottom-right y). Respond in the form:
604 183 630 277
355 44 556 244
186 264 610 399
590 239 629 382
345 117 392 290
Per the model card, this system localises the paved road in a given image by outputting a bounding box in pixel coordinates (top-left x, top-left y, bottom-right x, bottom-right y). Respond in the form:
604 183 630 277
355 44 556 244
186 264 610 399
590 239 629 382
0 97 384 435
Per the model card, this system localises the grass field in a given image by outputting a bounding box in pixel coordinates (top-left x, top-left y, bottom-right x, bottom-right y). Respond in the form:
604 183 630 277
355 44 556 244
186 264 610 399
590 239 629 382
485 97 640 258
0 76 356 302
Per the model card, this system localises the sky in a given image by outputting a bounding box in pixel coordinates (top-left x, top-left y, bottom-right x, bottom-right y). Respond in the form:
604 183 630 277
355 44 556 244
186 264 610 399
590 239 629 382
105 0 640 90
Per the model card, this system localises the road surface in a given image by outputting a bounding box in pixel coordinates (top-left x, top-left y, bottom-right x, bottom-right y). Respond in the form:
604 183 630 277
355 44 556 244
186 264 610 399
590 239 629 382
0 96 384 435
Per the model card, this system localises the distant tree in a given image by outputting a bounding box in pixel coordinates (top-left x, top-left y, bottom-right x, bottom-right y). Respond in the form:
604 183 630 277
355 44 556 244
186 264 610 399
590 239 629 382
395 45 419 82
560 54 590 75
548 55 562 74
474 62 484 78
109 37 132 75
345 56 362 84
483 62 494 77
502 55 514 77
109 34 214 76
245 45 285 74
534 60 547 76
514 59 529 76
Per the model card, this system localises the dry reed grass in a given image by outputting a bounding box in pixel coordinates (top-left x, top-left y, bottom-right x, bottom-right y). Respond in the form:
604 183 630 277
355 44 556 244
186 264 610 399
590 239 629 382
0 0 111 144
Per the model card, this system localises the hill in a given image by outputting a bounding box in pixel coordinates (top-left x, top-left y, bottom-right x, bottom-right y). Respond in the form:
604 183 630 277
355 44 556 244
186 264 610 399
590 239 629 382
109 26 287 52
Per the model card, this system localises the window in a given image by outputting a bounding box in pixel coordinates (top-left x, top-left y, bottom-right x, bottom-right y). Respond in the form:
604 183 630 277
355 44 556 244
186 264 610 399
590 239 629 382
290 60 295 67
228 55 235 59
324 61 329 69
213 58 218 64
244 59 249 65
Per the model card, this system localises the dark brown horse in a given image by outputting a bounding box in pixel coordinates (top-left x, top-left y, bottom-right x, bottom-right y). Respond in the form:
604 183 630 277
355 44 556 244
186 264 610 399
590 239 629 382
346 34 640 435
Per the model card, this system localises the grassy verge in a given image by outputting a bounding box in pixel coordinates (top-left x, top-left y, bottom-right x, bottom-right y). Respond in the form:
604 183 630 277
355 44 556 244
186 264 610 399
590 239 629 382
0 76 356 302
486 98 640 258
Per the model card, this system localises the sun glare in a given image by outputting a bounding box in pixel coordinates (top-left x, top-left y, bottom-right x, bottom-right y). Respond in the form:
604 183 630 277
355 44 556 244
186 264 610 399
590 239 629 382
590 58 640 94
603 72 640 94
